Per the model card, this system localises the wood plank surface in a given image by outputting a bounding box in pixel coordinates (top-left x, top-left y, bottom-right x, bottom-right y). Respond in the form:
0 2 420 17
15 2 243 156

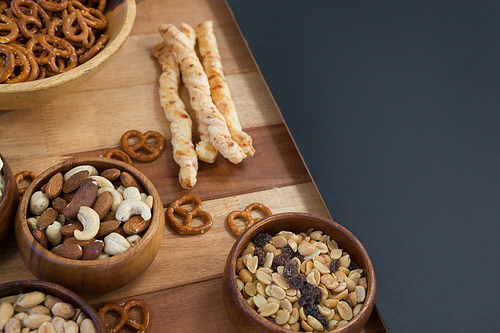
0 0 387 331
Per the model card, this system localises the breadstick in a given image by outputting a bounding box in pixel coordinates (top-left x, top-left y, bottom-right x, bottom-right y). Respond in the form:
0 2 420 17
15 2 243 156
181 23 218 164
153 40 198 189
196 20 255 158
158 23 245 165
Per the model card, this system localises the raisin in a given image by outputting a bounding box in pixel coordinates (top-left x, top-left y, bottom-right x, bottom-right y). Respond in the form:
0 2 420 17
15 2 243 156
272 252 290 269
254 248 266 266
253 233 272 247
283 258 300 277
285 273 304 289
329 258 340 273
314 313 329 330
304 303 319 316
349 260 360 271
343 297 352 307
282 244 294 257
298 283 321 306
266 317 276 324
293 252 305 263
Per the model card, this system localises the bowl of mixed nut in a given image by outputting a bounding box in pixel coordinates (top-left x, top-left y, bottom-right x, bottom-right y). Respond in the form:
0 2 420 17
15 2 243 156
14 157 165 294
0 153 20 249
222 212 376 333
0 279 105 333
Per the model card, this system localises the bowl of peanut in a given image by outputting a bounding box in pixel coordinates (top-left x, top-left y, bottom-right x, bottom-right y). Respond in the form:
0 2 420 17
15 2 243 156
14 157 165 294
0 279 105 332
0 0 136 110
0 153 20 250
222 212 376 333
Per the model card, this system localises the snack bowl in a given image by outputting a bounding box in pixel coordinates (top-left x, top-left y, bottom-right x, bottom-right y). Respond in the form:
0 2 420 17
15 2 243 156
222 212 376 333
0 0 136 110
0 279 106 332
15 157 164 294
0 153 20 249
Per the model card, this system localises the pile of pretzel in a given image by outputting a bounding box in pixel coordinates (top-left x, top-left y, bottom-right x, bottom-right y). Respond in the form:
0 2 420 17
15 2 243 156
0 0 108 83
153 21 255 190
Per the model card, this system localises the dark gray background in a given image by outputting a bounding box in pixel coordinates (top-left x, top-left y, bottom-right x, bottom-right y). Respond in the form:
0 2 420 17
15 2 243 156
226 1 500 332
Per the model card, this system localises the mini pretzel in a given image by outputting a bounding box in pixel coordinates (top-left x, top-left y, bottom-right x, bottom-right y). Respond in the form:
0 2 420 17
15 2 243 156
104 149 133 165
4 44 31 83
226 203 273 237
0 13 19 43
166 194 213 235
63 11 92 48
15 170 37 196
98 299 151 333
120 130 165 163
79 33 108 64
0 44 15 83
26 34 78 74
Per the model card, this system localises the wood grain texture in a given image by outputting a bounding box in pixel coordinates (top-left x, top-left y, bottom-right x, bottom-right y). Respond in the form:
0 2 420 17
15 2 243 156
0 0 387 331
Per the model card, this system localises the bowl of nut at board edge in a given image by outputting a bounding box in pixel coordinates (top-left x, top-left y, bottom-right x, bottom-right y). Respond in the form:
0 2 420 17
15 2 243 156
0 153 20 250
14 157 165 295
222 212 376 333
0 0 136 110
0 279 106 333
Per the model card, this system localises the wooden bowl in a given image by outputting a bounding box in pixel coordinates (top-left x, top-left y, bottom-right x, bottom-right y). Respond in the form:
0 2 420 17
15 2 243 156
222 212 376 333
0 280 106 333
15 157 165 295
0 0 136 110
0 153 20 249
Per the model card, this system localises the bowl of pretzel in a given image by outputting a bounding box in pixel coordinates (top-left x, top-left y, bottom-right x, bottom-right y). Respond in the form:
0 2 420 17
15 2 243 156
0 0 136 110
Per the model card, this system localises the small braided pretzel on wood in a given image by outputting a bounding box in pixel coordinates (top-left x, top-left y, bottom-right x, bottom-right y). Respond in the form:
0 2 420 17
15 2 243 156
98 299 151 333
104 149 133 165
226 203 273 237
166 194 213 235
120 130 165 163
14 170 37 195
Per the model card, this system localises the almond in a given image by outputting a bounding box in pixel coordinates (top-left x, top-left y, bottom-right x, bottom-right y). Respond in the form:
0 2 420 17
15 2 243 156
63 178 98 219
119 172 143 192
51 244 83 260
100 168 121 181
63 236 94 247
32 229 48 249
52 197 67 214
102 211 116 221
36 209 59 230
123 216 151 235
81 240 104 260
45 172 63 199
92 191 113 220
62 170 89 194
95 220 120 238
60 220 84 237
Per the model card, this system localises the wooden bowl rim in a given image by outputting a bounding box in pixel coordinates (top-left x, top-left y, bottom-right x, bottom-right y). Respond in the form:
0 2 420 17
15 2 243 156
16 156 163 267
225 212 377 332
0 153 16 210
0 279 106 333
0 0 136 93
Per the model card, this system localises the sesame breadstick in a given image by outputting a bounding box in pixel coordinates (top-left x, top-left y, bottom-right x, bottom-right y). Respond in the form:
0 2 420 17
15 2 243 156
153 40 198 189
158 23 245 164
196 20 255 158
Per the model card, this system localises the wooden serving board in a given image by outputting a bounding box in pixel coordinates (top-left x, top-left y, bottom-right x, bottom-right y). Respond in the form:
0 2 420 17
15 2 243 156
0 0 388 332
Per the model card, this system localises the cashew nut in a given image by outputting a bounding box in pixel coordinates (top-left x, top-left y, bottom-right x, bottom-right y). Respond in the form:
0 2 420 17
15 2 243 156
123 187 141 201
30 191 49 216
97 253 110 260
126 235 142 247
45 221 62 246
116 185 125 195
63 165 98 181
89 175 114 189
27 217 38 231
74 206 100 241
97 188 123 211
103 233 131 256
115 199 151 222
139 193 154 209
